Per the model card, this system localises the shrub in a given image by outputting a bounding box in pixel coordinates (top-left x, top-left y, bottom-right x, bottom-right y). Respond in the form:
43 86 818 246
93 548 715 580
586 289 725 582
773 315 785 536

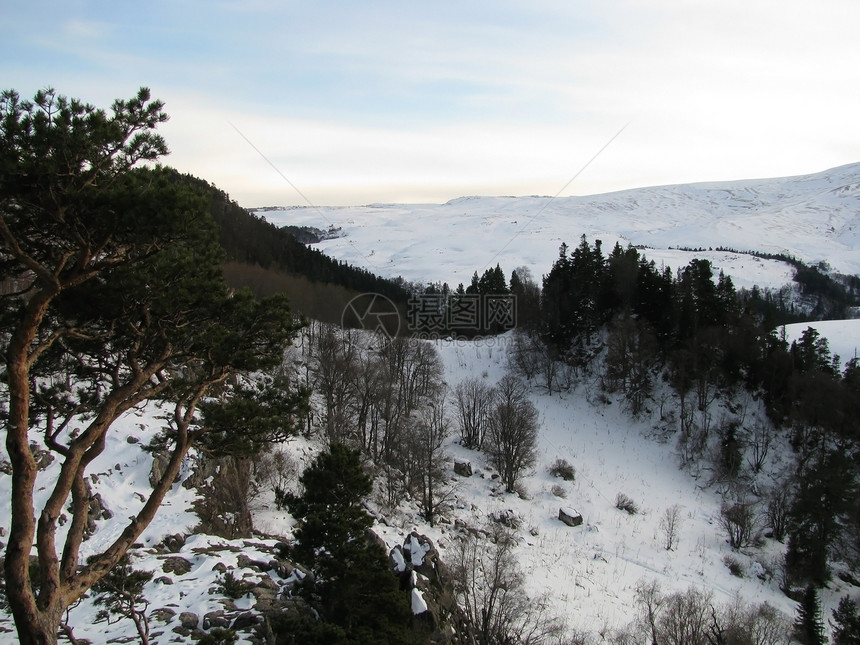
549 458 576 482
218 571 247 600
551 484 567 498
197 628 238 645
615 492 639 515
723 554 745 578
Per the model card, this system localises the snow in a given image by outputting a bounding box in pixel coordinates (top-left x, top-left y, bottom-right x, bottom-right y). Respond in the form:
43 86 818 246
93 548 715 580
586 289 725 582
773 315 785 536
407 336 806 633
408 533 430 566
256 162 860 289
411 588 429 615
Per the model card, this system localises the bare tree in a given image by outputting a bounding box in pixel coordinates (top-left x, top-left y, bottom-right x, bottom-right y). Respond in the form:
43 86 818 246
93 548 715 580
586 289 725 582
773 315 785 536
661 504 683 551
635 579 665 645
746 420 773 474
451 527 566 645
312 323 359 443
765 484 791 543
719 500 758 550
485 374 539 493
452 376 495 449
508 327 543 381
399 385 452 525
657 587 713 645
635 581 791 645
719 597 792 645
371 338 446 509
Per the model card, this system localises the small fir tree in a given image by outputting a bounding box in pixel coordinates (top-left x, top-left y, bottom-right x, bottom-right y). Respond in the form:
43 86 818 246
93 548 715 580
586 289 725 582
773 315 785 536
285 444 414 642
794 585 827 645
91 555 154 645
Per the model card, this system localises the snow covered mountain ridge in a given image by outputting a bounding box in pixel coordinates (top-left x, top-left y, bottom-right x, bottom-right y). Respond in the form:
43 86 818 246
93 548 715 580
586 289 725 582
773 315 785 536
257 162 860 289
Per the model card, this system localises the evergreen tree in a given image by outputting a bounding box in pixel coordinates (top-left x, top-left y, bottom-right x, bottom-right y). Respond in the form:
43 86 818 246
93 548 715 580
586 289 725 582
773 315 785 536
786 450 857 586
793 585 827 645
477 263 509 295
832 596 860 645
0 87 307 644
90 555 154 645
285 445 413 642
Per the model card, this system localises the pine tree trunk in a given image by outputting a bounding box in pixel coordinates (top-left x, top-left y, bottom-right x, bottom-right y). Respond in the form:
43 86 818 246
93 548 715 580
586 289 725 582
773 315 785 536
10 601 64 645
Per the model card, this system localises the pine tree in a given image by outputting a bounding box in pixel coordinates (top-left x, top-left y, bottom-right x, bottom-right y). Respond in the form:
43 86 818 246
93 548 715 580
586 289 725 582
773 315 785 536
1 87 307 644
285 445 413 642
786 450 857 586
832 596 860 645
794 585 827 645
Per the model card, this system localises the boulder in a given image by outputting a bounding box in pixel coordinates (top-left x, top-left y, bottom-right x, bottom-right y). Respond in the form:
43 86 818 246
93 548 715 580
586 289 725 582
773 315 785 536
203 610 230 630
454 460 472 477
178 612 199 629
558 507 583 527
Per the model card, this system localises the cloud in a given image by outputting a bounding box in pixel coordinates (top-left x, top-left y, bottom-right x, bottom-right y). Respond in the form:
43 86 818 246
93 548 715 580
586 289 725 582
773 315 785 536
4 0 860 205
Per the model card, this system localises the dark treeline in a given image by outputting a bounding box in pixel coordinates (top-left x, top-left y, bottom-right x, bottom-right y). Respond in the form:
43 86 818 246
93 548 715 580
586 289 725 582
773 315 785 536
676 245 860 324
536 236 860 443
168 171 410 310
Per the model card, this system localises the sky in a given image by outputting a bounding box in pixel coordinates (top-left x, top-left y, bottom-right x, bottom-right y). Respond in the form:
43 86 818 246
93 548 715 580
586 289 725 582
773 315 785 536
3 1 860 207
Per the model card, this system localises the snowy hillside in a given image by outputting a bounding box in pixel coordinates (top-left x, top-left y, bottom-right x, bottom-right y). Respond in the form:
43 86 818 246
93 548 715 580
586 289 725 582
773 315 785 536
257 162 860 289
10 324 860 642
4 163 860 643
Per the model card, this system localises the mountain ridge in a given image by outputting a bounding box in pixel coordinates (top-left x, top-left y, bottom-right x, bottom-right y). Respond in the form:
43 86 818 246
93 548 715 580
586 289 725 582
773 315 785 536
258 162 860 285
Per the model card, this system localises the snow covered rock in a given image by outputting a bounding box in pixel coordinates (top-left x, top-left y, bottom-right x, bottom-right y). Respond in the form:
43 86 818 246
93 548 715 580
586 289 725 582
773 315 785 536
558 507 583 527
454 460 473 477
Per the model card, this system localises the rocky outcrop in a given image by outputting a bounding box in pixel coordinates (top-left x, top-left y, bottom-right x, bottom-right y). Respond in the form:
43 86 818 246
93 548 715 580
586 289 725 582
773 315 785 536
390 532 459 643
186 455 254 538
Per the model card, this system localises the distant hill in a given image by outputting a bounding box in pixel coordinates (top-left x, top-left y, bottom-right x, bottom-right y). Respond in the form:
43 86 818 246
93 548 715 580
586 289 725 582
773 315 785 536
256 162 860 288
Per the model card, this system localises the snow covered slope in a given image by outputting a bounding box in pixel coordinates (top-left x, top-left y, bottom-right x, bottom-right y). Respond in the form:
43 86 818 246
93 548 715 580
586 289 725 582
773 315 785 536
257 162 860 288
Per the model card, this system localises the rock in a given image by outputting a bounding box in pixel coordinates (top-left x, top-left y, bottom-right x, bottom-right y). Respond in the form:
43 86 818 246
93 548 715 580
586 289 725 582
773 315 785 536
231 612 259 630
178 612 198 629
365 527 389 555
189 455 254 538
558 507 583 527
89 493 113 521
162 533 186 553
453 460 472 477
154 576 173 585
30 443 54 470
489 509 522 529
150 607 176 623
126 435 140 444
237 554 270 571
389 533 459 644
161 556 193 575
203 610 230 629
148 450 173 488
